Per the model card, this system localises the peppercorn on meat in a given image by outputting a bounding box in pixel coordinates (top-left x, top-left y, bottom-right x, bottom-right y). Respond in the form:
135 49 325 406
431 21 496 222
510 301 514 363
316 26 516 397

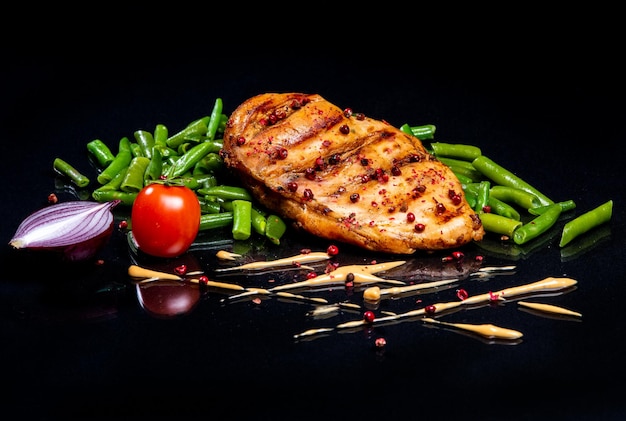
222 93 484 254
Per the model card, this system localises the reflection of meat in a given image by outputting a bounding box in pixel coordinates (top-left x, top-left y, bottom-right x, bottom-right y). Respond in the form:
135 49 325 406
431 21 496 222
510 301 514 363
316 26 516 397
397 254 484 282
222 93 484 254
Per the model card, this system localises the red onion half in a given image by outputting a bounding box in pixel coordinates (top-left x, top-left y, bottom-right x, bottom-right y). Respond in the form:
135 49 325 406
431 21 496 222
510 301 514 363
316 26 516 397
9 200 121 261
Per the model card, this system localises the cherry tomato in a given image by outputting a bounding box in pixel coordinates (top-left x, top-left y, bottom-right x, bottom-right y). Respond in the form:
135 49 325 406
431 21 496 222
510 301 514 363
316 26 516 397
131 183 201 258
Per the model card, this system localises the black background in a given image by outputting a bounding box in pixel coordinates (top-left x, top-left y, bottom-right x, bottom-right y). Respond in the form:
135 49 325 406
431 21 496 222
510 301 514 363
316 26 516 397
2 29 626 420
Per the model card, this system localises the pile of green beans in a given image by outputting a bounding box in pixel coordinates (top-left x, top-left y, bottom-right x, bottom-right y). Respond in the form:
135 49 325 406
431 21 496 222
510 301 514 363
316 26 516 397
54 98 288 245
417 137 614 248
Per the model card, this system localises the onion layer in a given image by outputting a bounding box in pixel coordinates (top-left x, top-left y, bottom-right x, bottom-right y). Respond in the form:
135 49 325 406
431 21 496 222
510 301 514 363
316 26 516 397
9 200 121 261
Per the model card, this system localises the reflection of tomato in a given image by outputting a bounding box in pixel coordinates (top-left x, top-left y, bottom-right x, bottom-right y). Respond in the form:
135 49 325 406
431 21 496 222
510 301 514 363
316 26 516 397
131 183 200 258
136 281 201 319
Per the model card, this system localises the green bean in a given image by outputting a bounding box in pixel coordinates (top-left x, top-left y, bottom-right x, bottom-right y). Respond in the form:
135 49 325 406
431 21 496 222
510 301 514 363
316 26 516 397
97 150 132 185
408 124 436 140
153 144 178 159
219 200 233 211
52 158 89 187
454 173 474 185
94 167 127 192
129 142 143 158
231 199 252 240
487 196 521 220
197 185 253 201
559 200 613 247
118 136 132 154
472 155 553 206
464 183 520 219
439 157 484 181
166 116 210 149
86 139 115 168
121 156 150 193
529 199 576 216
92 189 137 206
134 130 155 159
431 142 482 161
479 212 523 237
199 212 233 231
193 152 223 174
474 180 490 213
513 204 562 245
154 124 168 146
199 198 222 214
251 208 267 235
190 173 217 189
265 214 287 245
207 98 223 140
489 185 541 210
143 147 162 182
165 141 214 179
53 158 90 188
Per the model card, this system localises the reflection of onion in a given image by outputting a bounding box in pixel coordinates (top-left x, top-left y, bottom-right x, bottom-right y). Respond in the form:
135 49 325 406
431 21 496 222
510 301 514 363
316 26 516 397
9 200 120 261
135 281 201 319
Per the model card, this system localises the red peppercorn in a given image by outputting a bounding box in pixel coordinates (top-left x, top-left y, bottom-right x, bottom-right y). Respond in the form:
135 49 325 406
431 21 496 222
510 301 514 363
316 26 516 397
47 193 58 204
414 223 425 232
118 220 128 229
287 182 298 192
174 265 187 275
375 337 386 348
303 189 314 201
407 212 415 223
363 310 376 323
343 108 353 118
236 136 246 146
452 251 464 260
326 244 339 256
424 305 436 314
339 124 350 134
456 289 469 301
304 168 316 180
198 275 210 285
306 272 317 279
436 203 446 214
350 193 360 203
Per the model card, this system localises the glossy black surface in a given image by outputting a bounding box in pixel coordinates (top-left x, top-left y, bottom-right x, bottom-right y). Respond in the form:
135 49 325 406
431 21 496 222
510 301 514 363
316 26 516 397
2 53 625 420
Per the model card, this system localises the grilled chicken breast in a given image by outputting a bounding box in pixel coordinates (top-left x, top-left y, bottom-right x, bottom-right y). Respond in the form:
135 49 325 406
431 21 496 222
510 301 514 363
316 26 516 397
222 93 484 254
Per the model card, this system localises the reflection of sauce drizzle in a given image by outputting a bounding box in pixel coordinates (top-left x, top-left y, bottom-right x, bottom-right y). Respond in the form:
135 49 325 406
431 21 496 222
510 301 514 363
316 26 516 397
295 277 580 342
422 317 523 340
517 301 582 317
214 252 331 272
128 251 581 345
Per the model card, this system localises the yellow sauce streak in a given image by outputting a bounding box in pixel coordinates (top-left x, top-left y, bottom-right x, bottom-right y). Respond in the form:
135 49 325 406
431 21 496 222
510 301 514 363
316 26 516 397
269 261 407 292
363 278 459 301
216 250 242 260
188 278 245 291
128 265 182 281
336 277 577 331
215 251 331 271
274 292 328 304
461 277 577 306
518 301 582 317
294 328 334 339
422 317 523 340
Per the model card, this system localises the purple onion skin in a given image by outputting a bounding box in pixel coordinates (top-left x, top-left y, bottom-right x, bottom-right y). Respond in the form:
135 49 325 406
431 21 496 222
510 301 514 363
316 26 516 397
59 225 115 261
9 200 121 262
